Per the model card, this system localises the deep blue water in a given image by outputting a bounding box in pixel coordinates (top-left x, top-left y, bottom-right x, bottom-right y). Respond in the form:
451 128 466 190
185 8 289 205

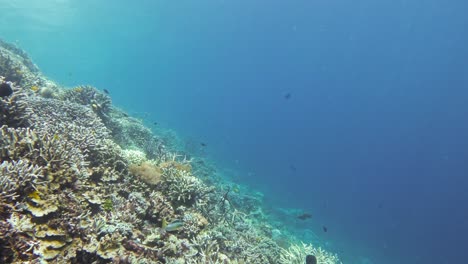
2 0 468 263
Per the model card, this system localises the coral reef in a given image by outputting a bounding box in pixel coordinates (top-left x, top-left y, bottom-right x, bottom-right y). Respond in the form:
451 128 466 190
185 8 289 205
0 40 61 98
129 162 162 186
0 39 343 263
279 242 342 264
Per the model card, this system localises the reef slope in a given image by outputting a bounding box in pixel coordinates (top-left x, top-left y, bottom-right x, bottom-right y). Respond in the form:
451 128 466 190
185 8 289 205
0 39 342 264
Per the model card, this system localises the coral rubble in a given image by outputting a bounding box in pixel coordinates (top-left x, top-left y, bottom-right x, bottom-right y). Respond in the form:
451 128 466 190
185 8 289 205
0 39 343 263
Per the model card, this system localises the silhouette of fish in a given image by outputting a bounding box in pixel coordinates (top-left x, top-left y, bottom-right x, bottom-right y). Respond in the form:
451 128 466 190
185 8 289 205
378 202 383 209
284 93 291 99
323 226 328 232
289 164 297 172
200 142 207 147
297 213 312 220
306 255 317 264
0 82 13 97
103 89 110 94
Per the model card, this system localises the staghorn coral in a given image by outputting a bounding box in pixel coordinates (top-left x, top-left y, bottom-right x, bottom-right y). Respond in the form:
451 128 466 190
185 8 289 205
0 77 31 127
60 85 112 119
122 148 147 165
0 41 61 96
0 39 345 264
0 212 39 262
107 109 166 159
0 41 34 85
0 160 43 202
9 92 127 179
21 95 110 153
1 124 87 190
0 125 40 161
179 211 209 238
147 190 176 223
161 166 210 206
279 242 342 264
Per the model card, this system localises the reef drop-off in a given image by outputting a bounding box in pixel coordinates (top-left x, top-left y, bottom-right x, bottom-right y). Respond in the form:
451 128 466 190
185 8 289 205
0 39 342 264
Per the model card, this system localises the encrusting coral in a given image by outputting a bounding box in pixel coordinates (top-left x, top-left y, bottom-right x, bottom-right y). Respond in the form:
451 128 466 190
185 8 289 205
0 39 343 263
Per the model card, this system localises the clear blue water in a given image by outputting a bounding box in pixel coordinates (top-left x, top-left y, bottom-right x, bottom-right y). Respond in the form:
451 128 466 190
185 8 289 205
2 0 468 263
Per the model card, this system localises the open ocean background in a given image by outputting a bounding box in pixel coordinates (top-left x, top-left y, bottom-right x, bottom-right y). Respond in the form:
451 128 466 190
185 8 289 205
1 0 468 263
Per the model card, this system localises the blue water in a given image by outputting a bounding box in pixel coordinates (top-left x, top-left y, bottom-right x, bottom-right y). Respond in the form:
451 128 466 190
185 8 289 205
2 0 468 263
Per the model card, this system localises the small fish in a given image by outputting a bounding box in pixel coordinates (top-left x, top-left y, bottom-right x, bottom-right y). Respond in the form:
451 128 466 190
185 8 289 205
297 213 312 220
153 122 158 126
103 89 109 94
289 164 297 172
163 219 184 232
284 93 291 99
28 190 41 201
31 85 39 92
323 226 328 232
200 142 207 147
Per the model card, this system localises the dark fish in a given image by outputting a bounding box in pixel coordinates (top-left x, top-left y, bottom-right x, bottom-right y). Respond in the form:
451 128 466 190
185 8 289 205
378 202 383 209
153 122 158 126
103 89 110 94
0 82 13 97
297 213 312 220
200 142 207 147
289 164 297 172
306 255 317 264
323 226 328 232
284 93 291 99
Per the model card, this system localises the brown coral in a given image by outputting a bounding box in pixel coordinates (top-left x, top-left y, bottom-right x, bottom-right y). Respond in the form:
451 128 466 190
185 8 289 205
129 162 162 186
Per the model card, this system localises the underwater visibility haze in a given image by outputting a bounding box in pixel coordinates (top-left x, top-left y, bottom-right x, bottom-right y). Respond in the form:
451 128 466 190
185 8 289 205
1 0 468 263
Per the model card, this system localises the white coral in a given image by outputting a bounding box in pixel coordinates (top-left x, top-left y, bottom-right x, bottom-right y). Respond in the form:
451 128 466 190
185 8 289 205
122 148 147 165
279 242 342 264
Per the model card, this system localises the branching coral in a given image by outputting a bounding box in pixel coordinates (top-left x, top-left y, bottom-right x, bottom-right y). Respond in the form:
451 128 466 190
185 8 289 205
0 125 88 191
0 39 345 264
147 190 176 223
161 167 209 206
0 125 40 162
122 148 147 165
11 93 127 177
0 77 31 127
108 112 166 159
0 41 60 95
0 160 43 203
0 213 39 262
279 242 342 264
60 85 112 119
176 211 209 239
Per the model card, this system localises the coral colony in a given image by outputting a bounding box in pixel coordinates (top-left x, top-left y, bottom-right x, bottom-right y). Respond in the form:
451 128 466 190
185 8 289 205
0 39 342 263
